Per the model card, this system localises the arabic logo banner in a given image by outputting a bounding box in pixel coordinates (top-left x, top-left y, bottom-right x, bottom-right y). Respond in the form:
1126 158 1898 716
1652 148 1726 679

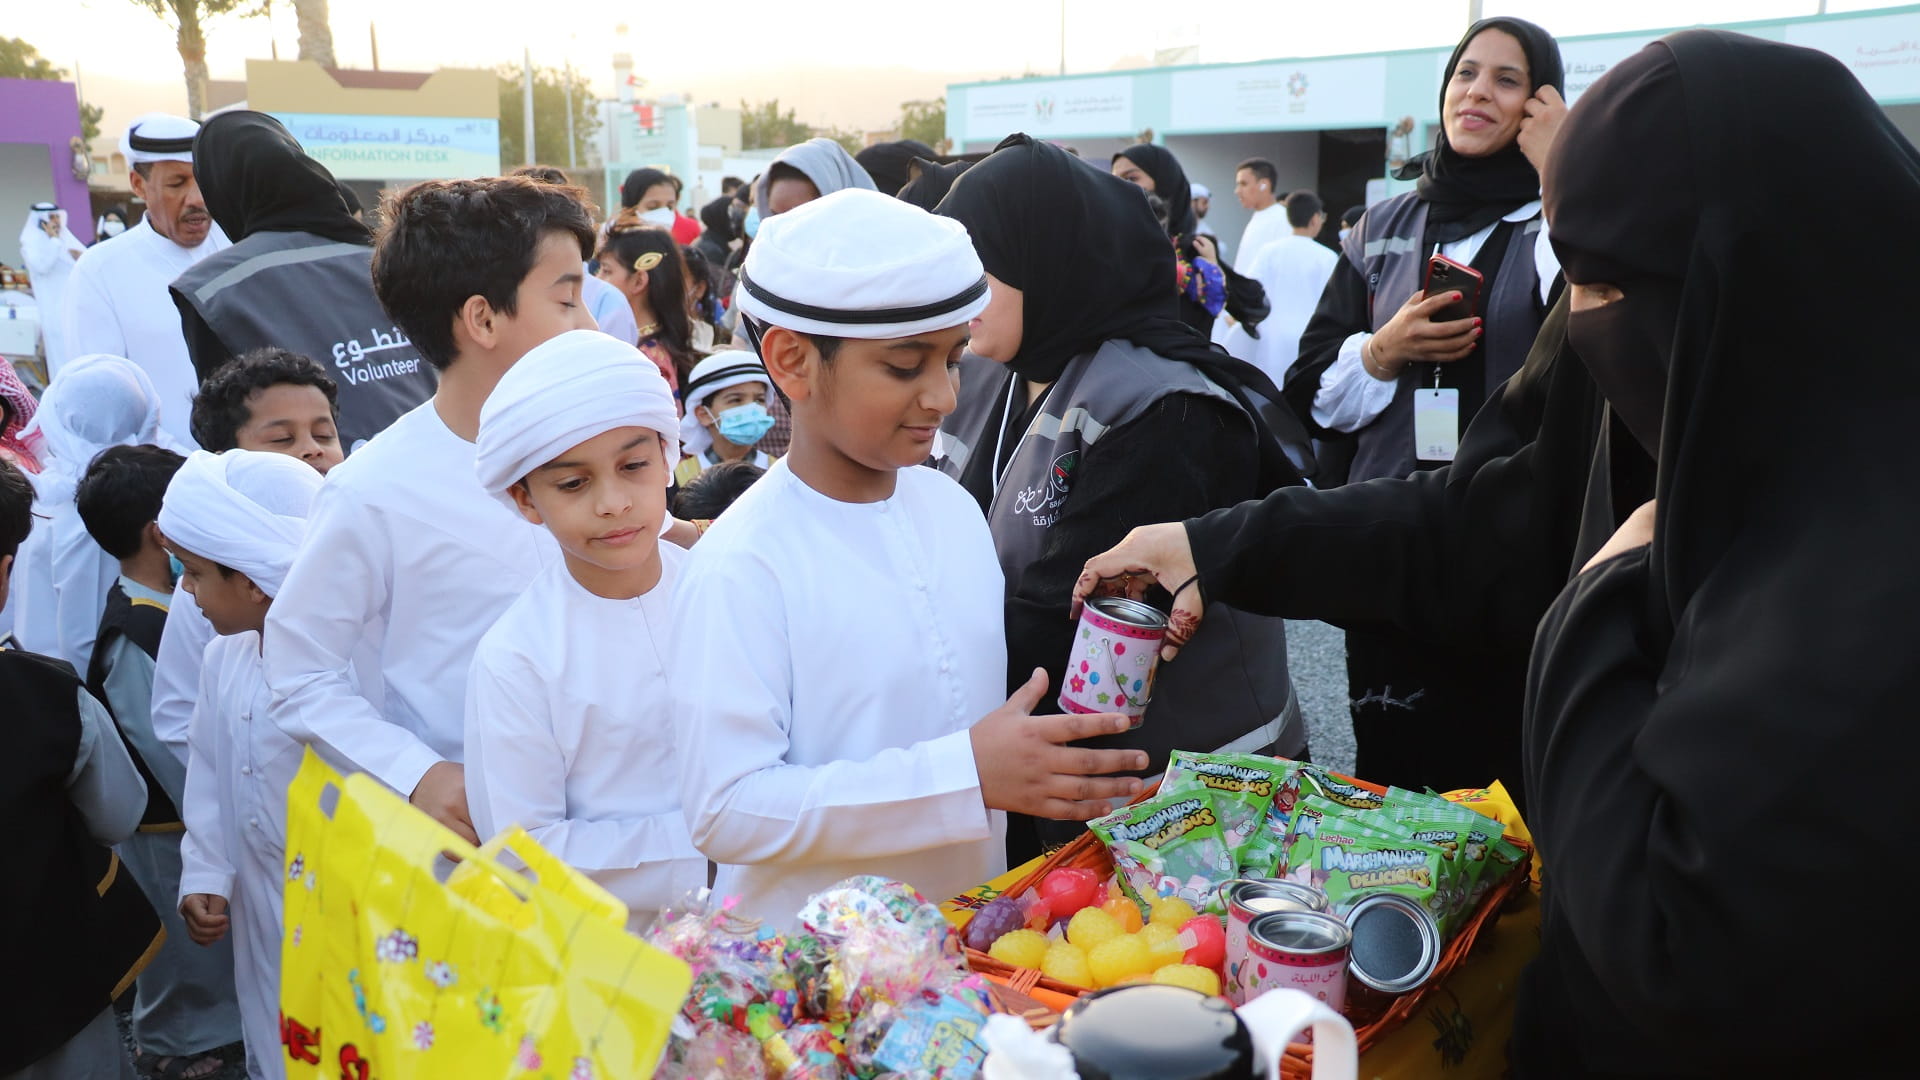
271 113 502 181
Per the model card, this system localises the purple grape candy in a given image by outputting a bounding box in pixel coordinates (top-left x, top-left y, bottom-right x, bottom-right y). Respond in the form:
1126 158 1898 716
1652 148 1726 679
963 894 1027 952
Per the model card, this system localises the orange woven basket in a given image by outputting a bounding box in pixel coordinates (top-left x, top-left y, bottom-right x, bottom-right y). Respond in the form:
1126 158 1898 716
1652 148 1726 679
961 771 1534 1076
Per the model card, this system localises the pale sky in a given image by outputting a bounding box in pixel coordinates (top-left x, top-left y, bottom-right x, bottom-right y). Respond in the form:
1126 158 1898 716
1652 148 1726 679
13 0 1905 133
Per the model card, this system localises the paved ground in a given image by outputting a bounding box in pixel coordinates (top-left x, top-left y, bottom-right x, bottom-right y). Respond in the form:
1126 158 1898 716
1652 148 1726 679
1287 619 1354 776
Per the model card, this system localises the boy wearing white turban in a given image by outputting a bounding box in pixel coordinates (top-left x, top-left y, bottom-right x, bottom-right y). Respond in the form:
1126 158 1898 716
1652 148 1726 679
673 349 777 488
669 190 1150 925
160 449 324 1080
465 330 704 929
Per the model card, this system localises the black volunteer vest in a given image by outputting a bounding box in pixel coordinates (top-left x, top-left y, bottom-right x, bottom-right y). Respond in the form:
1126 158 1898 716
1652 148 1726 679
170 230 438 450
943 341 1304 768
85 583 182 829
1345 192 1544 483
0 649 163 1072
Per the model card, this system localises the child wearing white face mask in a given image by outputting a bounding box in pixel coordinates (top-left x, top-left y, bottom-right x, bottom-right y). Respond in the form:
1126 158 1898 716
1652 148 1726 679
674 351 778 487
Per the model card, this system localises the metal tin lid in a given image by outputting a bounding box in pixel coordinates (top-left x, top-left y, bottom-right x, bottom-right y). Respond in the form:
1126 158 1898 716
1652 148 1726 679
1224 878 1330 915
1054 985 1255 1080
1087 595 1170 631
1247 909 1352 956
1345 892 1440 994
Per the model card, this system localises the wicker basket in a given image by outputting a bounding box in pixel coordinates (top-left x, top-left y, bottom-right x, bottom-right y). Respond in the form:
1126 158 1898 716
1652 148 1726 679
962 772 1534 1076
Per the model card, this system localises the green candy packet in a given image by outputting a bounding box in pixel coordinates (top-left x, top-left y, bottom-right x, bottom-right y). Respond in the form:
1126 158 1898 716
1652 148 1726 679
1298 767 1387 811
1282 820 1461 934
1088 790 1237 915
1160 751 1305 874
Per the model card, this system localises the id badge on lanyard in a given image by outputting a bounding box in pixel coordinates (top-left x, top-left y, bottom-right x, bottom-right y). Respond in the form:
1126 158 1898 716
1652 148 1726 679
1413 366 1459 463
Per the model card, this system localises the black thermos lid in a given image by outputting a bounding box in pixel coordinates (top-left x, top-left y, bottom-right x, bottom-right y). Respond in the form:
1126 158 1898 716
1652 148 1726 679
1053 985 1256 1080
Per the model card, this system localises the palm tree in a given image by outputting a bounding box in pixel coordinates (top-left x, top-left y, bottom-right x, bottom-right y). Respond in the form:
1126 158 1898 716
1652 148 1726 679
130 0 262 119
293 0 334 66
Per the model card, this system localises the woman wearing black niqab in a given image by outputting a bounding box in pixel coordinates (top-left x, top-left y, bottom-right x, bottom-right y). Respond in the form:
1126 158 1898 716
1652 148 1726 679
1513 31 1920 1074
935 134 1314 862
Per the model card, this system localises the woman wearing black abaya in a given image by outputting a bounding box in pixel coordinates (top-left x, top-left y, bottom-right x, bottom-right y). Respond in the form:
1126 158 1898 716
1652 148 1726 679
935 135 1312 862
1278 17 1567 806
1072 29 1918 1074
1514 32 1920 1073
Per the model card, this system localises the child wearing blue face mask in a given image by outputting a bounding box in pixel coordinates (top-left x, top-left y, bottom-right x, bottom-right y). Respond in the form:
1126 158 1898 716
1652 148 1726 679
674 351 779 487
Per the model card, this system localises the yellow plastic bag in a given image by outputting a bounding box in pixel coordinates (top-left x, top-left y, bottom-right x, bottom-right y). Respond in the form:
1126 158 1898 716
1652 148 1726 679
279 750 691 1078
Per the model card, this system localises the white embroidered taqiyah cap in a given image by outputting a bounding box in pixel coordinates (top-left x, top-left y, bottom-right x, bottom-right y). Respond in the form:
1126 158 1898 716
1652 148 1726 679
120 113 200 165
734 188 989 340
678 350 772 456
475 329 680 509
158 450 323 599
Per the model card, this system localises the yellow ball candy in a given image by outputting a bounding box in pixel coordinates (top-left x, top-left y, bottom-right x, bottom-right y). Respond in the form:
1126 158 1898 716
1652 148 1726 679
1152 964 1223 996
1136 922 1186 966
1066 906 1125 950
987 929 1050 971
1149 896 1200 927
1041 940 1094 988
1087 933 1156 988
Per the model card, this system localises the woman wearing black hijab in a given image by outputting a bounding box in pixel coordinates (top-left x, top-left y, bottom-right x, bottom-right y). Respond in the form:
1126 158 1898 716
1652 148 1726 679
936 134 1313 862
1111 143 1255 337
170 111 437 448
1276 17 1567 806
1514 31 1920 1074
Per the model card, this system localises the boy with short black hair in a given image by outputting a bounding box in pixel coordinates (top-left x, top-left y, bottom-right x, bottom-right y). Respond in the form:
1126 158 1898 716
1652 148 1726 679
151 348 346 771
266 176 599 843
162 449 325 1080
189 347 344 470
670 190 1149 924
0 456 159 1080
465 330 704 930
75 442 243 1080
672 460 765 522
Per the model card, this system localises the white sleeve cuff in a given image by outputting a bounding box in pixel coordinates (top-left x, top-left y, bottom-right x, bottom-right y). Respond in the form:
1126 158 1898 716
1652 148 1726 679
1311 333 1399 433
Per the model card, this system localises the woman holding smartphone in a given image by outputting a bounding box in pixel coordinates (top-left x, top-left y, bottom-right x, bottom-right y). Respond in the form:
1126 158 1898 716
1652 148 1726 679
1280 16 1567 804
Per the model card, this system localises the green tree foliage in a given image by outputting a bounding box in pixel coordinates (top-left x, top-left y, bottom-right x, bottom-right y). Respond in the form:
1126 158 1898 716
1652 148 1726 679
1 37 106 142
129 0 266 120
739 99 812 151
497 64 602 168
899 98 946 148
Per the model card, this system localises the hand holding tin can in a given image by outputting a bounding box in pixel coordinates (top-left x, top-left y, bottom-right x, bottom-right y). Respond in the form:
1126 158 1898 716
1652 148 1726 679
1059 596 1168 719
1073 522 1207 662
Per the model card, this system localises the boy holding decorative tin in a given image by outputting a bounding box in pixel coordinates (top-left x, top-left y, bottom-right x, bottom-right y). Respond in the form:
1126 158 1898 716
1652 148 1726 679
668 190 1150 926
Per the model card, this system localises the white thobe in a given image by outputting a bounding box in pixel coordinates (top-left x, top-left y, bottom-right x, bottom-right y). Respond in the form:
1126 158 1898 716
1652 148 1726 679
266 401 557 798
1234 204 1292 277
670 461 1007 927
178 632 301 1080
1220 234 1340 387
20 227 80 369
151 580 216 767
465 549 705 931
61 219 229 447
48 484 120 668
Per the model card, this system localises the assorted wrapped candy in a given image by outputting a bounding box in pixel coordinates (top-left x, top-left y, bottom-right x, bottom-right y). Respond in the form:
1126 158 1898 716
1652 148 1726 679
651 879 986 1080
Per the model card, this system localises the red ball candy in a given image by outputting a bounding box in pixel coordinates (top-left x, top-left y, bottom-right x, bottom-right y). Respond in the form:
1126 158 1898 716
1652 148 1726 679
1181 915 1227 972
1037 867 1102 921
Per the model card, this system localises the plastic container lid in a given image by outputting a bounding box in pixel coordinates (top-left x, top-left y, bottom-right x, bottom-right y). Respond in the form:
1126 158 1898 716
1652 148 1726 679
1053 985 1255 1080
